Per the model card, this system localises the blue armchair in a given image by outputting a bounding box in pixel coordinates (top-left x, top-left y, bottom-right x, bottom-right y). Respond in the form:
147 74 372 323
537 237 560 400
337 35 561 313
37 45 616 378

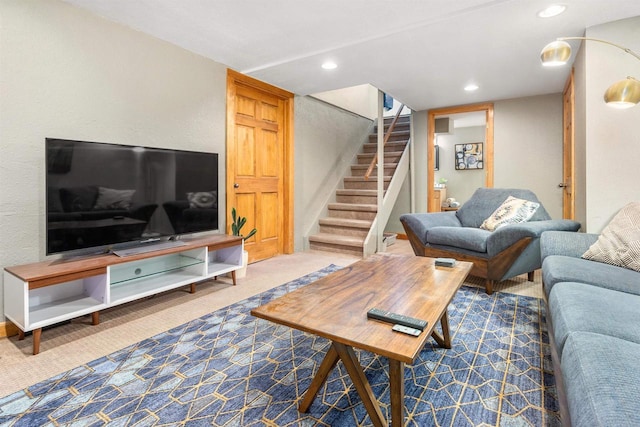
400 188 581 294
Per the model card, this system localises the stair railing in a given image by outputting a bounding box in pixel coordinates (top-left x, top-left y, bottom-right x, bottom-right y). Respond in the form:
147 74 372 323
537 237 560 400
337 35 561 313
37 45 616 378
363 103 405 180
362 135 411 256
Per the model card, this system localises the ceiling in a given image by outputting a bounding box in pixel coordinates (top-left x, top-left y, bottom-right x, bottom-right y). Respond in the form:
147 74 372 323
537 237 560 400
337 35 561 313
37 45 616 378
63 0 640 111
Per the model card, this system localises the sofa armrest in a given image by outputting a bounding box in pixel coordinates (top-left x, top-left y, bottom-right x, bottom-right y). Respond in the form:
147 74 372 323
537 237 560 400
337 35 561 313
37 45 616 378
399 212 461 245
487 219 581 257
541 230 599 261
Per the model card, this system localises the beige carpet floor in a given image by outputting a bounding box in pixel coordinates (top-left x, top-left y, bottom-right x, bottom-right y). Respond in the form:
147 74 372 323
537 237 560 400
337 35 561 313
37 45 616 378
0 240 543 397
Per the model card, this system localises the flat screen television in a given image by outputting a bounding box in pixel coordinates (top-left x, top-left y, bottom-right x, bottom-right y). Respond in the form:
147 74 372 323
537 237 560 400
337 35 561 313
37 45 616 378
46 138 219 256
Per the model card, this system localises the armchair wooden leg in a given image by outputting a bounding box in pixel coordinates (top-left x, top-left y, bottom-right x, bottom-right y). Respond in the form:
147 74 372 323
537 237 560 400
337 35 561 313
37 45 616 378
527 271 535 282
485 279 494 295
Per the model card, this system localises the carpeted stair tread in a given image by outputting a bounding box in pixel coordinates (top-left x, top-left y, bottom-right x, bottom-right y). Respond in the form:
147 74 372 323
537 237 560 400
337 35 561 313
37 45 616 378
336 189 381 196
364 141 407 148
319 217 372 228
344 176 392 182
351 163 398 169
368 130 410 138
308 233 364 247
336 189 378 195
328 203 377 212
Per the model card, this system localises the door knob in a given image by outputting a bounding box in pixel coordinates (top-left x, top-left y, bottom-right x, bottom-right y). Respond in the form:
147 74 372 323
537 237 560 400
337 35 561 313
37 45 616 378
234 183 239 188
558 183 567 188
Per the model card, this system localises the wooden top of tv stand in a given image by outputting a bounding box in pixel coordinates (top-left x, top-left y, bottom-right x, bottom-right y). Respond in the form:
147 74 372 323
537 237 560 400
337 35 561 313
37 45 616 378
5 234 242 284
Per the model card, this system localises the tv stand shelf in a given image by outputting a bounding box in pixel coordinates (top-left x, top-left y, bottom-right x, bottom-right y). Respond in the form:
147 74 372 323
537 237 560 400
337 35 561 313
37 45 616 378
3 234 243 355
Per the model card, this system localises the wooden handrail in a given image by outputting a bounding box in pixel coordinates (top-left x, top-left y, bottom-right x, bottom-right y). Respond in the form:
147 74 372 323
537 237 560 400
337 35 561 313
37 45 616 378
364 103 405 180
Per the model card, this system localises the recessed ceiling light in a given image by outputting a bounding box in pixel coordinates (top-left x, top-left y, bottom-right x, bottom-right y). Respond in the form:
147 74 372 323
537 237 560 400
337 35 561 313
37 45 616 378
538 4 566 18
321 61 337 70
464 84 479 92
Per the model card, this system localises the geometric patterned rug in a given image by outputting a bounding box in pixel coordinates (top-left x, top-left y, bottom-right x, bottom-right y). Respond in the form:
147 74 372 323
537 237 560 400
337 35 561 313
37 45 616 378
0 265 559 426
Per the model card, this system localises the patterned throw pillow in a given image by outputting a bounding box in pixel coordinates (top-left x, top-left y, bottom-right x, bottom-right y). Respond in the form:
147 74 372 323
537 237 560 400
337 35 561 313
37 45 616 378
187 191 217 209
480 196 540 231
582 202 640 272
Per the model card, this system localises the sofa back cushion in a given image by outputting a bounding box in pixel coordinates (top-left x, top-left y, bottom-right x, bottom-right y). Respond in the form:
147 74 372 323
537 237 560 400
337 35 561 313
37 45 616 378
456 188 551 228
60 186 99 212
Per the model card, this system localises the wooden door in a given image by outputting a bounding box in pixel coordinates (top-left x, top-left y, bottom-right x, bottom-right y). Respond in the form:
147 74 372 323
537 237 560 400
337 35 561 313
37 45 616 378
561 69 575 219
226 70 294 263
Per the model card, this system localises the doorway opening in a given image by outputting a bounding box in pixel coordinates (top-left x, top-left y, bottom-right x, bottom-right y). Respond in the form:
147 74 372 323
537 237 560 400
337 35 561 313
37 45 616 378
427 103 494 212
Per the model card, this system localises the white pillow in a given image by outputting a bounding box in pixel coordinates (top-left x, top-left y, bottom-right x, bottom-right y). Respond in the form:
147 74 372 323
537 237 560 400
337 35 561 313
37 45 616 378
94 187 135 210
480 196 540 231
582 202 640 272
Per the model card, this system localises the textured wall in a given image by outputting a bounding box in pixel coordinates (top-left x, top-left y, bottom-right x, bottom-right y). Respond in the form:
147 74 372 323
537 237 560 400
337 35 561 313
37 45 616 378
435 126 486 205
494 94 564 219
294 96 373 251
410 93 564 220
0 0 227 320
582 16 640 232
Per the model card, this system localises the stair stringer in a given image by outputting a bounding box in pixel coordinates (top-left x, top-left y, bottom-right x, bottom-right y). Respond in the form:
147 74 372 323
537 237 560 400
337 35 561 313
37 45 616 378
363 139 411 257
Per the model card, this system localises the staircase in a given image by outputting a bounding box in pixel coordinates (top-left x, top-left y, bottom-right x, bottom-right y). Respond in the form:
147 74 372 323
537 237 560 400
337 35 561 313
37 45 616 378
308 115 411 256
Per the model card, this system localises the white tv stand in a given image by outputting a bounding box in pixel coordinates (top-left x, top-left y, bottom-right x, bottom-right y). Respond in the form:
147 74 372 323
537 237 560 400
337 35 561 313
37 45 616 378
3 234 243 355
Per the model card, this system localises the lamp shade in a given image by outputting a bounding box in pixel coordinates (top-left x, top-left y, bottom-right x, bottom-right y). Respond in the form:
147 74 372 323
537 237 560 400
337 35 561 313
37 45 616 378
540 40 572 66
604 77 640 109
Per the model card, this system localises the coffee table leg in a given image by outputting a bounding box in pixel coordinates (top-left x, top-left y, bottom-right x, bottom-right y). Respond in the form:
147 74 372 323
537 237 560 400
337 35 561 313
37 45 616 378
333 342 387 427
299 343 339 413
389 359 405 426
430 309 452 349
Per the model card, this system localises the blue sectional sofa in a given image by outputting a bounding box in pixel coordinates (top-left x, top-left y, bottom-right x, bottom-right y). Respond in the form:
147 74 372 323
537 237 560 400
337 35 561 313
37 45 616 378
541 231 640 426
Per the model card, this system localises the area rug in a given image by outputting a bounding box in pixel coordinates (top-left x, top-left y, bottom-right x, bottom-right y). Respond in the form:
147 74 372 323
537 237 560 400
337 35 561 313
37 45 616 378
0 265 558 426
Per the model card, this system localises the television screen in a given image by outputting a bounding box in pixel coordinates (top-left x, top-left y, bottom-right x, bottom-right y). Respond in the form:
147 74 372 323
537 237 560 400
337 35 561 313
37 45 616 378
46 138 219 255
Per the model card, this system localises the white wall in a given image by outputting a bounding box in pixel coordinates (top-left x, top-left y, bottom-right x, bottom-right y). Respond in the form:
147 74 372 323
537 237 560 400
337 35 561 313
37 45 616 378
581 16 640 232
391 93 565 232
311 84 379 119
435 126 486 205
294 96 373 250
494 94 564 219
0 0 228 320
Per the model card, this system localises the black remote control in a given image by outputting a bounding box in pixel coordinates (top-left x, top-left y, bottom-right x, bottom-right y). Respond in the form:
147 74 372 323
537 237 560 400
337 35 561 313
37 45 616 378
367 308 428 331
435 257 456 267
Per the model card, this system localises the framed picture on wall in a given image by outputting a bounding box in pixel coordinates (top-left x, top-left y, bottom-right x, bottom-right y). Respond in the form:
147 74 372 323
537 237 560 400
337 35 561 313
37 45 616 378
455 143 483 170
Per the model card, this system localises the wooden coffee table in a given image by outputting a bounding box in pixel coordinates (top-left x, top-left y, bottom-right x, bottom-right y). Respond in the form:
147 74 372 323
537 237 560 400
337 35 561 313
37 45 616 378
251 253 472 426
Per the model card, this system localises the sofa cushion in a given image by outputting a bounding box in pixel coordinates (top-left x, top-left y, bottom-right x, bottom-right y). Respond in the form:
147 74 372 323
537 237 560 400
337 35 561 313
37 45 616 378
542 255 640 297
60 186 99 212
549 282 640 358
561 331 640 427
456 188 550 228
94 187 135 210
540 231 598 262
426 226 490 253
582 201 640 273
399 212 462 245
480 196 539 231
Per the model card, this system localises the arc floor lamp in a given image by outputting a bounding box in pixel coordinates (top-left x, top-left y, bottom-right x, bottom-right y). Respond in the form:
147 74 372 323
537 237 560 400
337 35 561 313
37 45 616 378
540 37 640 109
